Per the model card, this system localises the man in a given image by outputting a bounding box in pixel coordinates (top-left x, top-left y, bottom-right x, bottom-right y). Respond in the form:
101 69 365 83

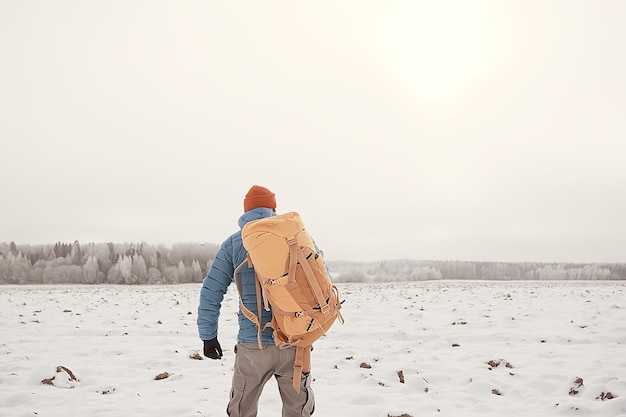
197 185 315 417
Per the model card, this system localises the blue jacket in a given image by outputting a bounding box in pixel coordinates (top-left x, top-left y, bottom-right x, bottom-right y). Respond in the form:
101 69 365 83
197 208 276 344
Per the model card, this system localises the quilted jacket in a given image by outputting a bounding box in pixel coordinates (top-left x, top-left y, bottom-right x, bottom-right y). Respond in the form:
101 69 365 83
197 207 276 344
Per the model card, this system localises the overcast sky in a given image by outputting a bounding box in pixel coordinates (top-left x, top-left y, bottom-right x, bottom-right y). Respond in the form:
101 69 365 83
1 1 625 263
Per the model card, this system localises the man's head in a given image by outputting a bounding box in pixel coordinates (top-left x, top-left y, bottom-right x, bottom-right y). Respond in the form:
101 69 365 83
244 185 276 212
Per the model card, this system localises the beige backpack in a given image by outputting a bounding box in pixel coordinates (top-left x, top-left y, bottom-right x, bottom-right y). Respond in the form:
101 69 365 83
238 211 343 392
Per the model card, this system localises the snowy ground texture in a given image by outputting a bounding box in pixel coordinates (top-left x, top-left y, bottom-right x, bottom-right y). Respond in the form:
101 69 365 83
1 280 625 417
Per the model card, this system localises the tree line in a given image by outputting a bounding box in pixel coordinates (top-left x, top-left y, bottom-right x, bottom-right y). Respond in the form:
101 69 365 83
0 241 219 285
329 259 626 282
2 241 625 284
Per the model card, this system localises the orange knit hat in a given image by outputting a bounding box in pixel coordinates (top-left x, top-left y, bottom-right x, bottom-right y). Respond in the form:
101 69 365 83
243 185 276 212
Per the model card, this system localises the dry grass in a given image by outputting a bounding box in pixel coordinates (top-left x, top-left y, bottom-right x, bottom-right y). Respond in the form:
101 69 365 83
41 366 78 387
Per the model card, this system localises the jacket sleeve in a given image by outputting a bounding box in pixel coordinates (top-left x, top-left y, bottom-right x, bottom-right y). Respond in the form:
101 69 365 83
197 237 234 341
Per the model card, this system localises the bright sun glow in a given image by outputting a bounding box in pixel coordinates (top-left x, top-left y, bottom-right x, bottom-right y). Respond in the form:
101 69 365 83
382 2 494 102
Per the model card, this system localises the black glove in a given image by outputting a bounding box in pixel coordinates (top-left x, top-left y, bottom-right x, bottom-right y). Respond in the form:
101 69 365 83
203 338 223 359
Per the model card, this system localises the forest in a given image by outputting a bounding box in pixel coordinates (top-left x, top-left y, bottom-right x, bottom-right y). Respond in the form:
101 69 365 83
0 241 219 285
1 241 624 284
329 258 626 282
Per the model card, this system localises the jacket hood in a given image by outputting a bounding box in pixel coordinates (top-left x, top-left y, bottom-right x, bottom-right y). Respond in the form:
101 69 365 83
238 207 276 229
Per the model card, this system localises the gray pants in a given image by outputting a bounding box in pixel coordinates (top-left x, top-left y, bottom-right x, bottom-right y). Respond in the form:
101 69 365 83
227 342 315 417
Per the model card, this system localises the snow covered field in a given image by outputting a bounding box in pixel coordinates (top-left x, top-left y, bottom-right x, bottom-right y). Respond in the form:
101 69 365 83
1 280 624 417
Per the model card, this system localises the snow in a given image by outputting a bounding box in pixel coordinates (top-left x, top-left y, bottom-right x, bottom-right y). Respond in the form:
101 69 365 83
1 280 625 417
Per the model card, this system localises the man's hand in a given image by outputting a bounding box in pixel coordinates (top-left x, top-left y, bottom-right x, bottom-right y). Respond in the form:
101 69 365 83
203 338 223 359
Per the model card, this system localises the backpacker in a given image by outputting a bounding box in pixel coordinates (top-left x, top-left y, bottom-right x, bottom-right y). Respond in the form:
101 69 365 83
237 211 343 392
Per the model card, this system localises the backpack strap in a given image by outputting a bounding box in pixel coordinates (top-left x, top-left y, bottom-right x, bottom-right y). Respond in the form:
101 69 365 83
287 238 298 285
235 259 271 349
333 285 345 324
296 249 330 318
292 345 311 393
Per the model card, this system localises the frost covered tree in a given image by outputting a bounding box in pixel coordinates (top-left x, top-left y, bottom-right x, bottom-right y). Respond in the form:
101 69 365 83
146 267 162 284
0 254 9 283
191 260 203 280
131 254 148 283
83 255 100 284
336 268 368 283
6 251 30 284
